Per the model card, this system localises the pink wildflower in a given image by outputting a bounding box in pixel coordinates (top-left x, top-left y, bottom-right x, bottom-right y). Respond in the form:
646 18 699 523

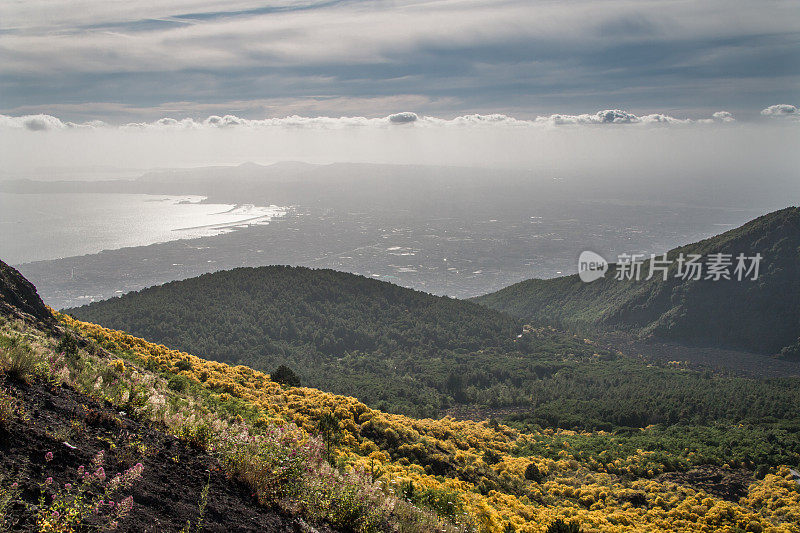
45 477 53 485
117 496 134 516
91 451 105 470
45 451 53 462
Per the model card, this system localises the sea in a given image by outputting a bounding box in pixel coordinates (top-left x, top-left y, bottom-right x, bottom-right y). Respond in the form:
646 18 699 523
0 192 287 265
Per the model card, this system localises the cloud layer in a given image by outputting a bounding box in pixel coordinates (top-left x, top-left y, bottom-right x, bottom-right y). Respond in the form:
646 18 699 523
2 111 797 211
1 1 798 122
0 108 764 132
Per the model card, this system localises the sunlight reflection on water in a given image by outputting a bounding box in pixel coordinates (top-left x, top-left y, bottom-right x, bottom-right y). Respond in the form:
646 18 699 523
0 192 287 265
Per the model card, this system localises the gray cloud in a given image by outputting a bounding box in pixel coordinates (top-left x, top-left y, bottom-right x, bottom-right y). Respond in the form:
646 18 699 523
0 114 104 131
761 104 798 117
595 110 639 124
388 112 418 124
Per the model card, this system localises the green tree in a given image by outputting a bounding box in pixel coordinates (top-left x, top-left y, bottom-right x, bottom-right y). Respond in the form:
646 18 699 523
524 462 542 483
318 411 341 463
271 364 301 387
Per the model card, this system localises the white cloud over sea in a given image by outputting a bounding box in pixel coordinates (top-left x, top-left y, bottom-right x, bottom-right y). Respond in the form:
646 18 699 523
0 108 766 132
0 108 797 184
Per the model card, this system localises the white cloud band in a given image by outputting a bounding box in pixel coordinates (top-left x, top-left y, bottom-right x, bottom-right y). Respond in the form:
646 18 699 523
0 109 750 132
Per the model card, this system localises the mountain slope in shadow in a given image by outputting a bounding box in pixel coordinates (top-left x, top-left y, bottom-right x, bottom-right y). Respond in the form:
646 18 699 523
474 207 800 356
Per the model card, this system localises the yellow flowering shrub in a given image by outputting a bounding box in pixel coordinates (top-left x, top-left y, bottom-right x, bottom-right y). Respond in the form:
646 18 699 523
58 313 800 533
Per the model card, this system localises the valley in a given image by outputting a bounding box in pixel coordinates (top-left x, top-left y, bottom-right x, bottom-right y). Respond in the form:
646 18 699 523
2 205 800 531
6 163 766 309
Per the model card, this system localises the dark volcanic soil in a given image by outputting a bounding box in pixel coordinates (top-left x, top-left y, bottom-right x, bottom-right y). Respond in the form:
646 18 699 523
0 376 315 532
656 465 754 502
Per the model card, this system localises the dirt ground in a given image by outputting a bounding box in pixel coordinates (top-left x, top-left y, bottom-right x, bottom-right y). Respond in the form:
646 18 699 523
656 465 755 502
0 376 318 532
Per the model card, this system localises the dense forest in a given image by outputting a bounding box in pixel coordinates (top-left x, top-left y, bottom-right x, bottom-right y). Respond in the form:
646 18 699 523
67 265 800 436
67 266 533 416
68 265 520 357
474 206 800 356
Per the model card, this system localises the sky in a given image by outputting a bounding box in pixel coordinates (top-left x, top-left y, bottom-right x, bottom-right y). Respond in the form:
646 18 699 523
1 0 798 123
0 0 798 181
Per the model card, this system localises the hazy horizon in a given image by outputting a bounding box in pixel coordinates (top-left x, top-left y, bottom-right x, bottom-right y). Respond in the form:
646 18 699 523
2 0 799 304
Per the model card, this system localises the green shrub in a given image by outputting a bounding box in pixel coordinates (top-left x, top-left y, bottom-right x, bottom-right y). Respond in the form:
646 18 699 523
0 476 21 531
402 479 415 500
547 518 581 533
524 462 543 482
301 465 389 532
271 364 301 387
177 419 214 449
218 423 312 501
0 342 37 382
168 375 190 392
483 449 501 465
56 333 79 359
0 390 15 427
409 484 465 521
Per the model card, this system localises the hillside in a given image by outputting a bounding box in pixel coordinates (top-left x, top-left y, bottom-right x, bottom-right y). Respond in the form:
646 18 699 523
474 207 800 356
4 261 800 531
0 260 54 326
67 265 519 357
66 266 606 417
1 369 307 532
0 260 462 532
60 312 800 532
65 262 800 431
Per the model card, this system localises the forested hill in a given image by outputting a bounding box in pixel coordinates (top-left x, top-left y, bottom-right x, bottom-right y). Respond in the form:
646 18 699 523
474 206 800 356
68 265 519 357
68 266 598 416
